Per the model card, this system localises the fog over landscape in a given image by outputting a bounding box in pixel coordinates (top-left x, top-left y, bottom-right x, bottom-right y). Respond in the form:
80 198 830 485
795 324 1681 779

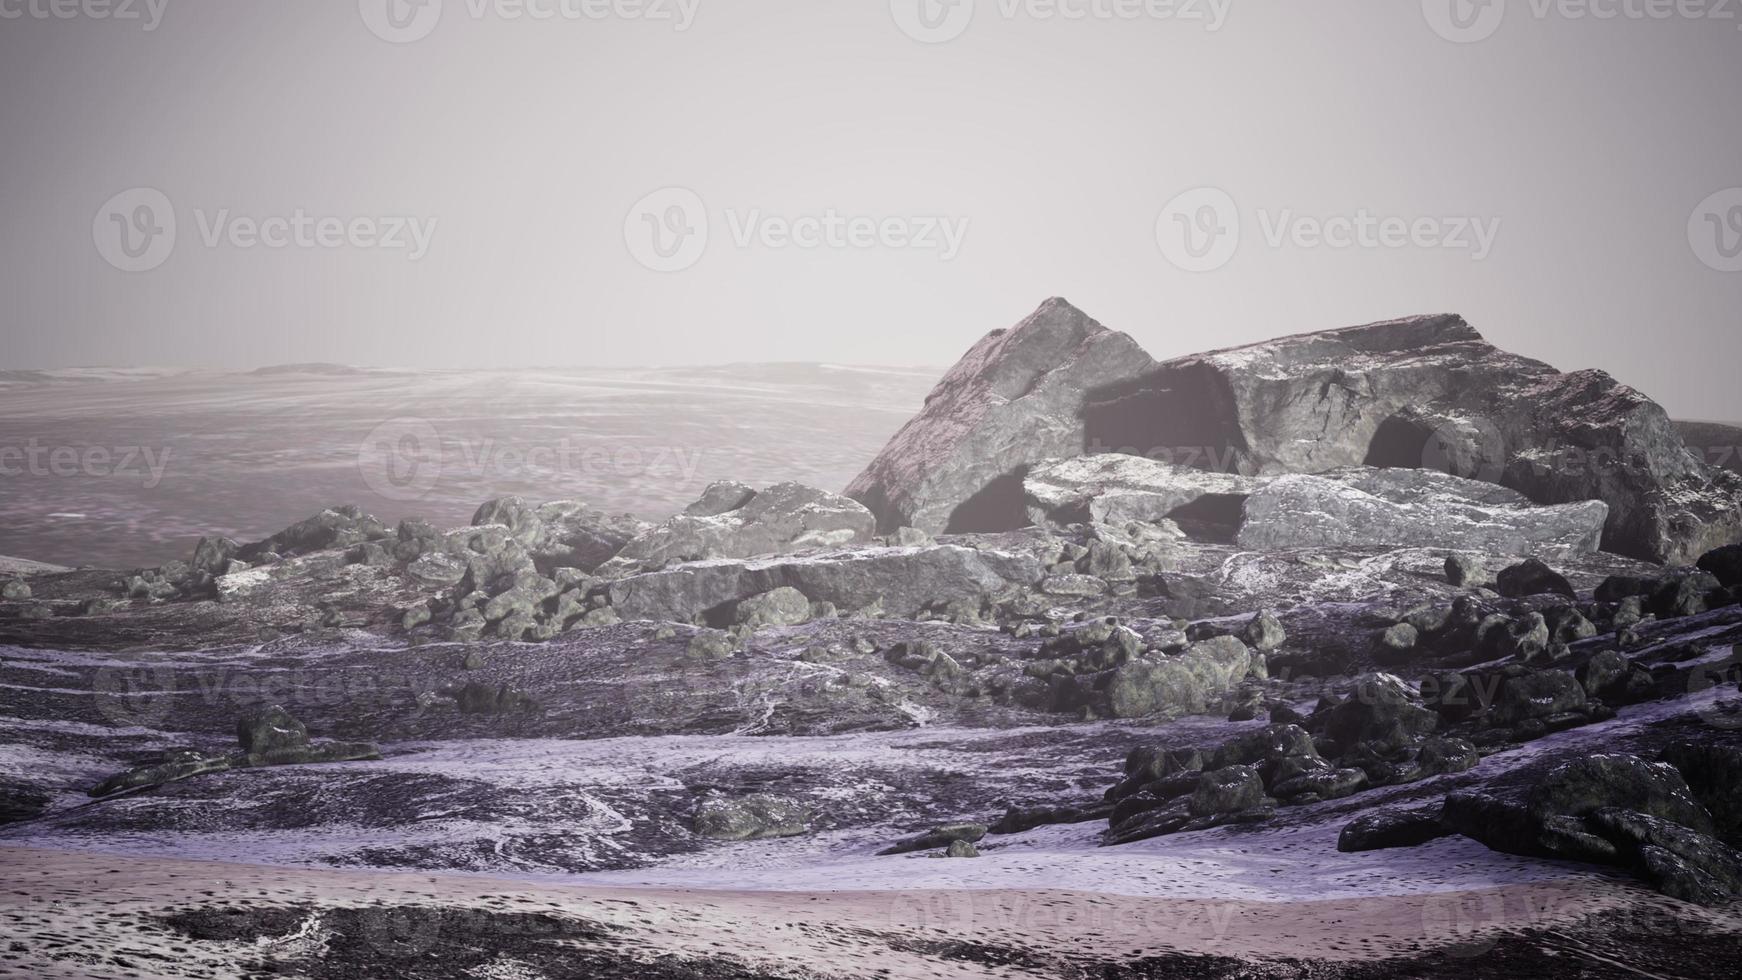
2 1 1741 419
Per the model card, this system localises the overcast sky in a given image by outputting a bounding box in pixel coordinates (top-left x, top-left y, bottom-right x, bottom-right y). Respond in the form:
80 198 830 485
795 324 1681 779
2 0 1739 419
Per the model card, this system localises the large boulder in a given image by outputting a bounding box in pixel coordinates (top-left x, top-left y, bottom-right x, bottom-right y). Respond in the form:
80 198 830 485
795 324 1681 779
1236 469 1608 557
1316 673 1439 755
1527 754 1714 839
692 794 810 841
1446 754 1741 905
603 483 875 574
606 545 1044 625
1081 313 1742 564
1696 544 1742 589
1661 741 1742 841
1338 807 1453 852
1101 636 1253 719
1024 454 1256 531
846 298 1157 534
236 705 308 755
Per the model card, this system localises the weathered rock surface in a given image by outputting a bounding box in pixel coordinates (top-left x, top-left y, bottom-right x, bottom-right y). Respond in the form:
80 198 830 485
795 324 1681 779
1236 469 1609 557
1438 753 1742 906
846 298 1157 535
1337 807 1452 852
692 794 811 840
1085 313 1741 563
1098 636 1254 720
1024 454 1256 532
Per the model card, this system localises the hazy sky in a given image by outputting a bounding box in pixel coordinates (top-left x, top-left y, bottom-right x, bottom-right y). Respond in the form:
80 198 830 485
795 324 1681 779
2 0 1740 418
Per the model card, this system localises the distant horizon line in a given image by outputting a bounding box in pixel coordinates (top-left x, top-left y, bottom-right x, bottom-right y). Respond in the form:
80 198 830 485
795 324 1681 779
0 361 951 377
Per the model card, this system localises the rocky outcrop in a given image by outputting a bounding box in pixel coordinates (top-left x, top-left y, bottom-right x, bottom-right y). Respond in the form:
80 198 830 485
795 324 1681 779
602 483 875 574
1442 753 1742 906
1085 313 1741 564
1026 456 1609 556
1236 469 1609 557
606 545 1044 625
1024 454 1256 534
471 497 648 574
846 299 1157 535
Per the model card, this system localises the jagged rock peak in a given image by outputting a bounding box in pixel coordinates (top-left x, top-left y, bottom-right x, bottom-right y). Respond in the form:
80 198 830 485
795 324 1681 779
846 298 1156 535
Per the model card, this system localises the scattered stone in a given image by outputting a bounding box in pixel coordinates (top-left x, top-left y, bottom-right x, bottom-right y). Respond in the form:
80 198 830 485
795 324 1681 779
1102 636 1253 720
732 587 812 629
1381 622 1419 652
880 821 988 856
1446 554 1486 588
236 705 308 755
1242 610 1286 652
686 629 740 661
692 794 810 841
1495 558 1576 600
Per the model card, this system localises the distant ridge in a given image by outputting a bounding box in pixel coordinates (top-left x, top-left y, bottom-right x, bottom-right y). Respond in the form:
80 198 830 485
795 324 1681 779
249 363 368 377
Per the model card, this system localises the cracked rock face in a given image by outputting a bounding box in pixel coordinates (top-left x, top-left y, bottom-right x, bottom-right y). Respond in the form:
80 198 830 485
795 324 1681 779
846 298 1157 535
1237 469 1610 558
1025 456 1611 557
1024 454 1258 532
